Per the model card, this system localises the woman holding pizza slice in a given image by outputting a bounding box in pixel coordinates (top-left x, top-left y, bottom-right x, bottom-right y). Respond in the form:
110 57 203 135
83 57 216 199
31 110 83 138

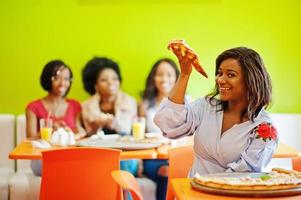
154 41 278 177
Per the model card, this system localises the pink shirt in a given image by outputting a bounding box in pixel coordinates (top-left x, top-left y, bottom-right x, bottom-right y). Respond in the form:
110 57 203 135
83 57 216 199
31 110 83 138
27 99 81 133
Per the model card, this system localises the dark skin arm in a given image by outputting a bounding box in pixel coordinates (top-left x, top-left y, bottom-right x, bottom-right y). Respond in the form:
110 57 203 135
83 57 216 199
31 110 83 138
26 108 39 139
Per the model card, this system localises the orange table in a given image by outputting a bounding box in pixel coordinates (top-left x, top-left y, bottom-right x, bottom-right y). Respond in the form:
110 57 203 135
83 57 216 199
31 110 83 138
157 142 300 159
9 140 300 160
156 136 194 159
171 178 301 200
9 140 157 160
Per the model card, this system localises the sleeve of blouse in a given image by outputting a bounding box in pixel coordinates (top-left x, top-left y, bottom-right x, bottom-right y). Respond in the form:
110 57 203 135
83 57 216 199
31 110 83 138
26 102 37 113
72 100 82 113
26 101 42 116
225 123 278 172
153 98 206 139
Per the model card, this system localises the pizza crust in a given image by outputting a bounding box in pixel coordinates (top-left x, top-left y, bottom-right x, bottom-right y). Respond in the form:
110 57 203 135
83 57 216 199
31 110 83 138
272 168 301 178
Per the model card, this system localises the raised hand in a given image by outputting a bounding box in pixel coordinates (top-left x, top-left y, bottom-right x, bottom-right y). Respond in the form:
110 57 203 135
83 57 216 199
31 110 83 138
168 40 208 78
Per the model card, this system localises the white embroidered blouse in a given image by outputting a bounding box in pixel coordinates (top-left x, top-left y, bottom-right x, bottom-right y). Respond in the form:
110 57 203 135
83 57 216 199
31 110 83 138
154 97 278 177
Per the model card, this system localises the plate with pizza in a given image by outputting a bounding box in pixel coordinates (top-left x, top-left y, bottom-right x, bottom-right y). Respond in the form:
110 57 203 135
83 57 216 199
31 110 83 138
191 168 301 197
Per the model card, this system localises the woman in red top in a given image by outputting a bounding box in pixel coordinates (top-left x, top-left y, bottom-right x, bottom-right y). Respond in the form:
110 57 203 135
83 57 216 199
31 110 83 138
26 60 86 176
26 60 86 138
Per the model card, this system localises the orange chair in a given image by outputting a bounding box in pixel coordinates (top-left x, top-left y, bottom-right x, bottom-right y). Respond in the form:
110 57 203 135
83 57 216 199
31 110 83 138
40 147 122 200
292 156 301 171
112 170 143 200
166 145 194 200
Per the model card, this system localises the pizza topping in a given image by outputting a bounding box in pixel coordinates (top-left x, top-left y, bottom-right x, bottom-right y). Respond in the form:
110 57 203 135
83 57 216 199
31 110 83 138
167 39 208 78
260 174 272 180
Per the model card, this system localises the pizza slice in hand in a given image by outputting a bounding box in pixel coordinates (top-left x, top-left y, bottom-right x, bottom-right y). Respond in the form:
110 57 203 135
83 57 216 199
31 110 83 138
167 39 208 78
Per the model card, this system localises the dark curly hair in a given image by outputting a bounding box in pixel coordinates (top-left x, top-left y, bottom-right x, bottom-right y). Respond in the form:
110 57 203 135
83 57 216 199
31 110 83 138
141 58 179 102
40 60 73 96
82 57 121 95
207 47 272 121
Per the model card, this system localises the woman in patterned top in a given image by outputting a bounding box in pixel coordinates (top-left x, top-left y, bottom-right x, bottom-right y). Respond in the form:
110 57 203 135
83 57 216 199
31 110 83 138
154 46 278 177
81 57 137 136
81 57 140 177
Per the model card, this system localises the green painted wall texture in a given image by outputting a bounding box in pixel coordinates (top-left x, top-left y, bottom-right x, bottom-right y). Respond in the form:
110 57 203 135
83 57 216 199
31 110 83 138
0 0 300 114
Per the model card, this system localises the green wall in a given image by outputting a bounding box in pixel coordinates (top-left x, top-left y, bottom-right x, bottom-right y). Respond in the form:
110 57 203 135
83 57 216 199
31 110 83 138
0 0 300 114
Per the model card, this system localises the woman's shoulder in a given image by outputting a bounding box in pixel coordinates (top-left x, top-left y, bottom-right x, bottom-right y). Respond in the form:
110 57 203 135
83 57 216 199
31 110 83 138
81 94 99 107
251 115 278 144
66 98 81 110
255 109 273 124
66 98 80 105
26 99 47 116
26 99 43 110
141 98 152 107
118 91 137 104
244 109 277 140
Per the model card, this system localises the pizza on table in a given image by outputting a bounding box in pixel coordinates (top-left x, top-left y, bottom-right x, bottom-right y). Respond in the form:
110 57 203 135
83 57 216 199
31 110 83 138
194 168 301 190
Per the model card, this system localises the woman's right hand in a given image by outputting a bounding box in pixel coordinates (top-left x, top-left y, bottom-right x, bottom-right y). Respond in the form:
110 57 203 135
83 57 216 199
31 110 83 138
168 40 193 76
167 40 199 104
168 40 208 78
93 114 114 128
104 114 114 127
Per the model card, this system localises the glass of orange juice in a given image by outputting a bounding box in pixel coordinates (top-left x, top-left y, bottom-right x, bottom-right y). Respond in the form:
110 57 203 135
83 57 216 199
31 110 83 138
132 117 145 141
40 118 53 141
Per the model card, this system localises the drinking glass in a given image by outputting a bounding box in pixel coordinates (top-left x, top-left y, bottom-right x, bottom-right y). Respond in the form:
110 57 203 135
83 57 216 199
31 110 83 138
40 118 53 141
132 117 145 141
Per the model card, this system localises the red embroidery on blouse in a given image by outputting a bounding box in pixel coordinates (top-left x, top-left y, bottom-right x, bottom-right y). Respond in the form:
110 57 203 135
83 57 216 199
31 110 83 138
255 123 277 142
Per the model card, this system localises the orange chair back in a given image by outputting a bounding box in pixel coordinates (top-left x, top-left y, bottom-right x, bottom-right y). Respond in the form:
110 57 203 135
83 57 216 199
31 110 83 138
166 145 194 200
40 147 122 200
112 170 143 200
292 156 301 171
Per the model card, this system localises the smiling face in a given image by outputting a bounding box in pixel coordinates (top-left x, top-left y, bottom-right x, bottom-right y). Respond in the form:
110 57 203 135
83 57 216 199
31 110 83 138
95 68 120 97
51 67 71 97
154 61 177 96
215 58 247 103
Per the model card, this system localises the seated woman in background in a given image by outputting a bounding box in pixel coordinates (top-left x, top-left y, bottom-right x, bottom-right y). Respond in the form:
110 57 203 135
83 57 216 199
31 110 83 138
138 58 179 200
26 60 86 175
81 57 137 136
82 57 140 175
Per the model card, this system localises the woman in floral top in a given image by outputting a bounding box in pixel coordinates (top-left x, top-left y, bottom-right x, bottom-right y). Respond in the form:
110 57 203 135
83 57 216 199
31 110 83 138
154 46 278 177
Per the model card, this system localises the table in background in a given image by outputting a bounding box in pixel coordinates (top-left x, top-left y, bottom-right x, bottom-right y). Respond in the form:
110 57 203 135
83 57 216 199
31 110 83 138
9 140 157 160
9 140 300 160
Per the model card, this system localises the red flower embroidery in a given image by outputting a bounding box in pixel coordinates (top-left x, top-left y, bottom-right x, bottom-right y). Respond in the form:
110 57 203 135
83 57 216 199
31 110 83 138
256 123 277 142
